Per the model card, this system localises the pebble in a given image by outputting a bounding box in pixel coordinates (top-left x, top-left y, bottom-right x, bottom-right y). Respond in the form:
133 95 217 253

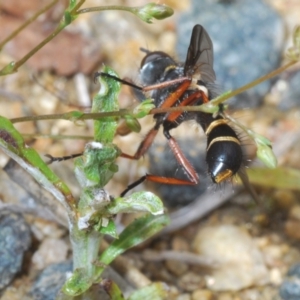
171 236 190 252
176 0 284 108
284 220 300 240
0 210 31 290
31 219 66 241
176 293 191 300
280 264 300 300
217 293 234 300
30 261 72 300
31 238 69 270
165 259 188 276
192 224 269 291
177 272 205 292
277 71 300 110
289 205 300 221
191 289 213 300
272 190 297 211
262 244 284 267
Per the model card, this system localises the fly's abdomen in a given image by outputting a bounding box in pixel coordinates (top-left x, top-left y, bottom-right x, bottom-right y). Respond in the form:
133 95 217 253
205 118 243 183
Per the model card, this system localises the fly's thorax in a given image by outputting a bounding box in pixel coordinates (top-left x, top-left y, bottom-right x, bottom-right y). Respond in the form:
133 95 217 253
187 78 209 98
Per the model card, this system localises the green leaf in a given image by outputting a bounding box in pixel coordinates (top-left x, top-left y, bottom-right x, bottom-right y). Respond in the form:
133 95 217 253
101 279 125 300
107 191 164 215
133 99 155 118
124 115 141 133
65 110 85 122
98 219 118 239
62 267 93 296
74 142 120 188
68 0 77 10
256 144 277 169
99 214 169 266
129 282 168 300
252 133 277 168
0 61 16 76
0 116 74 207
93 66 121 143
64 11 72 25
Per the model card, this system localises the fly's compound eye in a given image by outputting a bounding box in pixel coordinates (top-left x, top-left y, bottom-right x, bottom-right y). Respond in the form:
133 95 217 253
140 51 173 68
140 51 176 85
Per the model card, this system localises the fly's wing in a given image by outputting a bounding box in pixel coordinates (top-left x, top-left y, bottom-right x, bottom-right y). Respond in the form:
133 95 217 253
183 24 216 82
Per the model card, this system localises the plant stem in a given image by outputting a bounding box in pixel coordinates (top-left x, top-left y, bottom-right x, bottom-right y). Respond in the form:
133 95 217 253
7 59 300 122
71 226 103 274
210 60 297 106
0 0 59 50
0 0 86 76
77 5 134 15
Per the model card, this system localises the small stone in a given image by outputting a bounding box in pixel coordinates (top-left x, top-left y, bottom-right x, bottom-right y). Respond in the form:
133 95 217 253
191 289 213 300
165 259 188 276
171 236 189 252
273 190 297 211
277 71 300 111
30 261 72 300
176 294 191 300
217 293 234 300
31 219 66 241
285 220 300 240
269 268 283 285
193 224 269 291
32 238 69 270
178 272 205 292
280 264 300 300
0 210 31 290
289 205 300 221
262 244 284 267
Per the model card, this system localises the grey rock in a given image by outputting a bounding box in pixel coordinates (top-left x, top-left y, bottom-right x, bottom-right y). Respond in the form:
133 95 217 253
0 209 31 290
176 0 284 108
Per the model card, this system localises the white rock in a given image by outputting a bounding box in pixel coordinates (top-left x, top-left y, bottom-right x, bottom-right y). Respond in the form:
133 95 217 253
32 237 69 270
192 224 269 291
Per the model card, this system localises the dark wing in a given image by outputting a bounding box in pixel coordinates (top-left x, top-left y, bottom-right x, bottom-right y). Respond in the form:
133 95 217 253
183 24 216 82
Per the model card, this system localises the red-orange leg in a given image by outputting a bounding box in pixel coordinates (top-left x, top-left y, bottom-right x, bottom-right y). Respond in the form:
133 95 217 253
121 78 192 160
120 125 159 160
120 173 196 197
167 137 199 184
167 90 203 122
120 133 199 196
159 79 191 109
143 77 191 94
120 77 200 195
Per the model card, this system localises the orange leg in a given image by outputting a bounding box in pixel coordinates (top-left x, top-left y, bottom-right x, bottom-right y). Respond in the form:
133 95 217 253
120 78 202 195
167 89 209 122
157 80 191 109
121 78 192 160
120 125 159 160
167 137 199 184
120 129 199 196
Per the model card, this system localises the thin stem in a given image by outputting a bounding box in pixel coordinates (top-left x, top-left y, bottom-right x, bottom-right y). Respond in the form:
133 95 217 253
210 60 297 105
0 0 59 50
0 0 86 76
22 133 92 140
10 110 132 124
77 5 134 15
9 59 300 123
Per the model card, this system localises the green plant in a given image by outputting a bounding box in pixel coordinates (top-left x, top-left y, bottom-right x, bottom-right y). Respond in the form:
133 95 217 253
1 1 300 298
0 1 173 299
